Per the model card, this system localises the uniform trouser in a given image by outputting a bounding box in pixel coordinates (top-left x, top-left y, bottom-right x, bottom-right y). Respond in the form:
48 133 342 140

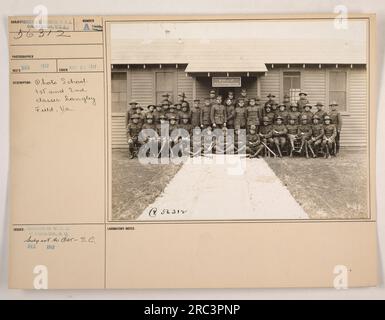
322 137 336 154
273 136 286 147
288 134 297 149
336 131 341 152
246 144 263 155
127 136 141 155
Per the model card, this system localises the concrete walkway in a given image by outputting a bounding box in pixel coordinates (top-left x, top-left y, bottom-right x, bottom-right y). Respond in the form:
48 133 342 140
138 155 308 220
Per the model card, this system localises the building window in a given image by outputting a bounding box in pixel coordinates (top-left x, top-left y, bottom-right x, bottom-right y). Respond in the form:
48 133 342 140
329 71 347 111
111 72 127 113
283 71 301 102
155 72 175 104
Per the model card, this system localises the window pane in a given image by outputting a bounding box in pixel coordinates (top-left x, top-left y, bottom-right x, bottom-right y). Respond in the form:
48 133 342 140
292 76 300 89
329 91 346 111
156 72 174 91
283 77 291 95
329 71 346 91
111 72 127 113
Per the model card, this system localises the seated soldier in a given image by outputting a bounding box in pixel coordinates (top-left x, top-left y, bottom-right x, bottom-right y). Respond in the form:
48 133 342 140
126 114 143 159
297 115 313 158
272 115 288 158
322 115 337 159
246 125 264 158
286 117 299 157
308 115 324 158
258 116 274 156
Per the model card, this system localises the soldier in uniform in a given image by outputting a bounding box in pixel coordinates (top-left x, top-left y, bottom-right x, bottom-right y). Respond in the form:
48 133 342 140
227 91 235 103
270 100 279 117
258 116 274 156
209 89 216 105
265 93 276 108
288 102 301 124
134 105 144 127
174 102 183 119
166 104 179 123
161 99 170 116
246 125 264 158
168 114 179 150
224 97 235 130
297 92 309 112
190 99 201 129
277 103 289 125
246 97 260 132
308 115 324 158
301 103 313 121
153 104 164 124
297 115 313 158
179 113 192 135
322 115 337 158
313 102 327 122
125 100 139 128
286 117 299 157
263 104 275 124
210 95 227 129
328 101 342 153
179 101 191 124
234 98 247 130
272 115 288 157
126 114 143 159
200 97 212 129
238 88 249 106
283 93 291 109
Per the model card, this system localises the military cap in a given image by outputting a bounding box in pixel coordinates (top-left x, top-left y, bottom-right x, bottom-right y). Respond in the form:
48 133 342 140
129 100 138 105
324 115 331 121
168 114 177 120
250 125 257 130
174 102 182 106
193 99 200 102
249 97 256 101
241 88 247 93
312 115 321 120
276 115 284 120
264 103 271 108
329 101 338 106
161 99 170 105
262 116 270 123
299 92 308 96
178 92 187 99
304 103 312 109
146 113 154 119
238 98 245 102
301 115 308 120
289 102 298 109
161 93 171 98
315 102 324 107
181 113 190 119
169 104 176 109
147 104 156 109
283 94 290 99
159 114 167 119
267 93 276 98
278 103 286 108
135 105 143 110
131 114 140 119
209 89 216 94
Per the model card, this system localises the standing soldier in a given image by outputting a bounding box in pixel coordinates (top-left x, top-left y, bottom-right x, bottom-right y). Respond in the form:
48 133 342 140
283 94 291 109
272 115 288 157
134 105 144 127
125 100 139 128
265 93 276 108
145 104 156 117
246 97 260 132
297 92 309 112
238 88 249 106
200 97 212 129
328 101 342 153
153 104 164 124
313 102 327 122
301 103 313 121
308 115 324 158
224 97 235 129
180 101 191 124
234 98 247 130
210 95 227 129
166 104 179 123
263 104 275 124
190 99 201 129
270 101 279 117
277 103 289 124
126 114 143 159
322 115 337 158
178 92 187 104
209 89 216 105
246 125 264 158
288 102 301 124
161 99 171 116
286 117 299 157
142 113 156 130
174 102 183 119
227 91 235 103
297 115 313 158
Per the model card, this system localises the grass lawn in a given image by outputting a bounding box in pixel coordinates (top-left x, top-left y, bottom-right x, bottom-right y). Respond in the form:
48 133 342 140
112 149 181 220
265 148 369 219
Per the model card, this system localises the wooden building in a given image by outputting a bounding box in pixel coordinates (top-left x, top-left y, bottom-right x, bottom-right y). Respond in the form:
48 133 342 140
111 38 367 148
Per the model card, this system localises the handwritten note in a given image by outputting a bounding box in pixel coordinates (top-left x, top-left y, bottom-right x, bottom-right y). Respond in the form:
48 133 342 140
32 76 97 113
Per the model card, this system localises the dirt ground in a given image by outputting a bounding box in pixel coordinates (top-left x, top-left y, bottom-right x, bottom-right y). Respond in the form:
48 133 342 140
112 149 181 220
265 148 368 219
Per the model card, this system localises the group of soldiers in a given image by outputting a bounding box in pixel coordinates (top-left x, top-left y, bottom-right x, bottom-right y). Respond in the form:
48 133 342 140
125 89 342 159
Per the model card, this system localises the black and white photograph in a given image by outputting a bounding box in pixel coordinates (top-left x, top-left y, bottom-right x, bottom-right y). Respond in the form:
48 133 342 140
109 18 370 221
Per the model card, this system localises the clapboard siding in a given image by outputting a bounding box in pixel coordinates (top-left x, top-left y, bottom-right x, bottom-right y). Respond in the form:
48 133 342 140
341 68 367 147
177 69 194 100
303 68 326 105
260 69 281 104
112 113 128 148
